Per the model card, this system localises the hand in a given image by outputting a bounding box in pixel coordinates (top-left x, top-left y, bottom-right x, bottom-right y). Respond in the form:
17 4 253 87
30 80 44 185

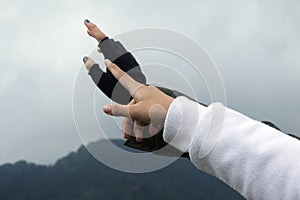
82 56 96 71
121 100 146 142
102 59 174 141
84 19 107 42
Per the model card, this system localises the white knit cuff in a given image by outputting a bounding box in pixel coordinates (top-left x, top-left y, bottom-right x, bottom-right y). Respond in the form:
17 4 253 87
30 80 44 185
163 96 206 152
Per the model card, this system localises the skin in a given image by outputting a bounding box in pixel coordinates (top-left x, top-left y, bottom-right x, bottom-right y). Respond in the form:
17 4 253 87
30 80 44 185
102 59 174 133
83 19 174 141
83 19 106 71
84 19 107 42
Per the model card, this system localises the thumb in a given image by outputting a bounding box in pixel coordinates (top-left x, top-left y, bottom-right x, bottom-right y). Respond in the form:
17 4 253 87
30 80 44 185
103 104 131 118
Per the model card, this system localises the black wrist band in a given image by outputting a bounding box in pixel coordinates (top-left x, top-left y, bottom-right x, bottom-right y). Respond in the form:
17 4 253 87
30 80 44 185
100 37 109 43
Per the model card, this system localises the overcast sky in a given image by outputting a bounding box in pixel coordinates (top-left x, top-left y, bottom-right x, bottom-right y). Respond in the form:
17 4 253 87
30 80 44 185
0 0 299 165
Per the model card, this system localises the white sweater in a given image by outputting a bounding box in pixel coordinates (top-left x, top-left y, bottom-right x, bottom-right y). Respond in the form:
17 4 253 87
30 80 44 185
163 96 300 200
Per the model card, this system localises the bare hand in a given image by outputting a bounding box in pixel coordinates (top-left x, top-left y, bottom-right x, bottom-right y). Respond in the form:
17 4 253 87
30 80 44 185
84 19 107 42
102 59 174 141
82 56 96 71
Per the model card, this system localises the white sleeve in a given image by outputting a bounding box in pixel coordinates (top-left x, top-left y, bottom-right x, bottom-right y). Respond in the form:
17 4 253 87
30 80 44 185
163 96 300 200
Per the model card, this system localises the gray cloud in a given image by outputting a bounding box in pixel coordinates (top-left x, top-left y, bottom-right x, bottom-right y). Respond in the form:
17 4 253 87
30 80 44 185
0 0 299 165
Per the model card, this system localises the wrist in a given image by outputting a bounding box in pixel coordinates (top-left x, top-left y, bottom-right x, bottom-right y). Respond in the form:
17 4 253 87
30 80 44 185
163 96 205 152
96 34 107 42
164 96 175 112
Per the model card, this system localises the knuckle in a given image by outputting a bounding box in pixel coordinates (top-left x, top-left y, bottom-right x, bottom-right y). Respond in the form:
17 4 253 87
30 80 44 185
90 24 96 28
148 85 159 92
129 107 138 121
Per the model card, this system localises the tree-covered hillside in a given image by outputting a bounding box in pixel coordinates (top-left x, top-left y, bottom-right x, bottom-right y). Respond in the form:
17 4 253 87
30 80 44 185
0 140 244 200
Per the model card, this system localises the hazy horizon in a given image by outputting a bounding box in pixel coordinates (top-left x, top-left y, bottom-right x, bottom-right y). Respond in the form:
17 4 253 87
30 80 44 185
1 0 299 165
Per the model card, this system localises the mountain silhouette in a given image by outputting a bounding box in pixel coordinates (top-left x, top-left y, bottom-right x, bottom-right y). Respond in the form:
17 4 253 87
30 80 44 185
0 139 244 200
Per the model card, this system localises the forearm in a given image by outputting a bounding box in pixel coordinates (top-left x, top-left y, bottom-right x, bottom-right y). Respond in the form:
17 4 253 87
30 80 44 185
163 96 300 199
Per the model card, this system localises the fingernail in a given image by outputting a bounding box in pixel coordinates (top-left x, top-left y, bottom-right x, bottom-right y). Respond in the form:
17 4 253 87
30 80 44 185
86 19 90 23
103 105 111 113
124 133 130 139
83 56 89 64
136 137 143 142
104 59 112 67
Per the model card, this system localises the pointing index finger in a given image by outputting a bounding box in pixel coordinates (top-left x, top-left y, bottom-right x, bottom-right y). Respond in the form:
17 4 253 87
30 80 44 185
104 59 143 97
